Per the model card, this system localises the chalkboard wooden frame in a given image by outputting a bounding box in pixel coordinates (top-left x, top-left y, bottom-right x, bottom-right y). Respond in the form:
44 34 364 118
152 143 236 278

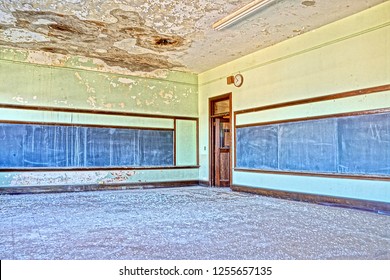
0 103 200 171
235 107 390 181
0 120 176 170
233 84 390 181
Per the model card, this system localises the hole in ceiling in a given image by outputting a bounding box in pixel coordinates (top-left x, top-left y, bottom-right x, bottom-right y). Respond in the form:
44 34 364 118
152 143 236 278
48 23 79 34
302 1 316 6
155 37 177 46
40 47 69 55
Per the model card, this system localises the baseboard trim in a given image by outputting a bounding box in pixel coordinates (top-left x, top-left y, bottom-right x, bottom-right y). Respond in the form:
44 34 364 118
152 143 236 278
0 180 200 195
231 185 390 215
198 180 210 187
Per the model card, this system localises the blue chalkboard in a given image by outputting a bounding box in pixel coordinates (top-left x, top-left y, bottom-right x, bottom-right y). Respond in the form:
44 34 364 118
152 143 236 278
0 123 173 168
236 111 390 177
236 125 278 170
338 113 390 175
279 119 337 173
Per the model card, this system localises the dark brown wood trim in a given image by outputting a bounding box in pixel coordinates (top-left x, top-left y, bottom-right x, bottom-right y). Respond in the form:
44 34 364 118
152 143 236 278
0 119 174 131
236 107 390 129
173 118 177 166
209 97 213 186
234 168 390 182
209 92 232 103
0 180 200 195
234 108 237 169
209 93 233 187
231 185 390 215
229 92 233 187
196 118 200 166
215 118 221 185
1 165 200 172
210 112 230 118
234 84 390 116
0 103 198 121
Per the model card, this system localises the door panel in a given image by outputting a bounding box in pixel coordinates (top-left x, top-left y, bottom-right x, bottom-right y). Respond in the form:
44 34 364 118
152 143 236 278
219 149 230 187
213 117 230 187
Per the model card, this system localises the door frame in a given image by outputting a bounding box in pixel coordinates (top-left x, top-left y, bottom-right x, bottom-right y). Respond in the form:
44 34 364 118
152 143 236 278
209 93 232 187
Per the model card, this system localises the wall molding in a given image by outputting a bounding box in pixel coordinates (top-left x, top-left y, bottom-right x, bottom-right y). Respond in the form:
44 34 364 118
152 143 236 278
232 185 390 215
0 103 198 121
234 84 390 117
0 119 174 131
236 107 390 129
0 180 200 195
1 165 200 172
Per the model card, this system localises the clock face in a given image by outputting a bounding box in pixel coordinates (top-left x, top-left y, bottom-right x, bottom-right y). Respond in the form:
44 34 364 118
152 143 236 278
234 74 243 87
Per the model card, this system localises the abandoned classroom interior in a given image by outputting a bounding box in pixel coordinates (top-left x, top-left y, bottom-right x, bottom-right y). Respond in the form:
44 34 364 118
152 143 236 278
0 0 389 238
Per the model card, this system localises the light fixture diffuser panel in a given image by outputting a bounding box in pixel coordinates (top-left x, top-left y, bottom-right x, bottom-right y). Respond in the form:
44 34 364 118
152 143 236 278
212 0 276 30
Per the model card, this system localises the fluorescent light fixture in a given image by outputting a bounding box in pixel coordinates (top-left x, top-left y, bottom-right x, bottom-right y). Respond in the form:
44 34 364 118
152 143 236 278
212 0 276 30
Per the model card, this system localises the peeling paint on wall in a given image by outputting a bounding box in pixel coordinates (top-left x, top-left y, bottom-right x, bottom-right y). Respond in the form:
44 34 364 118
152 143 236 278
118 77 137 85
4 170 136 186
0 56 198 117
12 96 28 104
0 169 199 187
74 72 96 94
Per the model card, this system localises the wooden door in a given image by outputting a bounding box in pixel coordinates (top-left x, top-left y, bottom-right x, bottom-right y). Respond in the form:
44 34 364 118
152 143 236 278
212 117 231 187
209 93 232 187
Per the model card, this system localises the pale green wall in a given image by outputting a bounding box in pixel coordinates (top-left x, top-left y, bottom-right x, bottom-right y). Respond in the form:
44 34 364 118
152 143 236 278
0 57 198 117
0 50 198 187
199 2 390 203
176 119 198 166
0 107 174 128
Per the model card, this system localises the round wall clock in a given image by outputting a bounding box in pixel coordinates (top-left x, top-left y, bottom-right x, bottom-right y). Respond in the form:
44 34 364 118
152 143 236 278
234 74 244 87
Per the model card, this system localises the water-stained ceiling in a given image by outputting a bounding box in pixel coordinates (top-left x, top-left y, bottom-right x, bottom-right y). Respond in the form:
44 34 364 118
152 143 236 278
0 0 386 74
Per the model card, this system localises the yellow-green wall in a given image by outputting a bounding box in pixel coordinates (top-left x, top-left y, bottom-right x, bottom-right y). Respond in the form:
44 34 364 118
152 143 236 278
199 2 390 203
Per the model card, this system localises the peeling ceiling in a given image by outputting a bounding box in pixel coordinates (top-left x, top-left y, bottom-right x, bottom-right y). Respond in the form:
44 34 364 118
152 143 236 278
0 0 386 74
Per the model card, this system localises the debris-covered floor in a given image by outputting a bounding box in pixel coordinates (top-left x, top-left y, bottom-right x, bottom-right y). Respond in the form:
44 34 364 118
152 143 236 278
0 186 389 260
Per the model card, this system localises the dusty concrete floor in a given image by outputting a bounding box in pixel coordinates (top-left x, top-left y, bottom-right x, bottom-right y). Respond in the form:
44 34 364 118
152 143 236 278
0 186 389 260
